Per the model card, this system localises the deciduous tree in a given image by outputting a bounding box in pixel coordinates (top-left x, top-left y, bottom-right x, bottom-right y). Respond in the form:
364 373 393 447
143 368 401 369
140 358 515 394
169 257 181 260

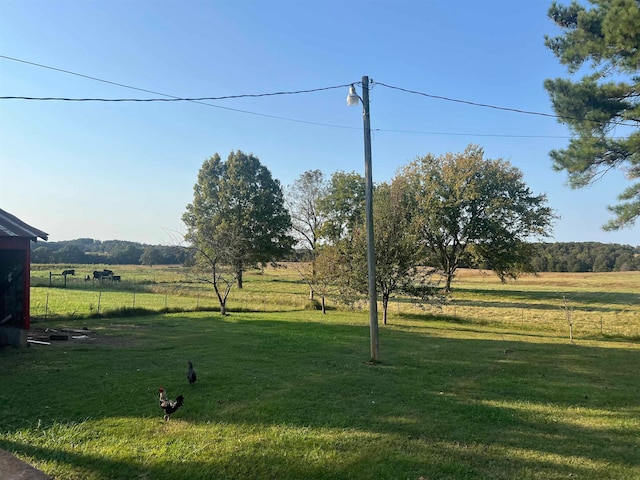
187 229 243 315
183 151 293 289
398 145 555 291
318 171 366 244
140 246 164 267
349 181 440 324
286 170 327 300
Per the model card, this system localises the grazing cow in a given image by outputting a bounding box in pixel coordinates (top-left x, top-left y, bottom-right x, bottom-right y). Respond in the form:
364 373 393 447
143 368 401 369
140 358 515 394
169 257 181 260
93 270 115 282
61 269 75 276
112 275 121 282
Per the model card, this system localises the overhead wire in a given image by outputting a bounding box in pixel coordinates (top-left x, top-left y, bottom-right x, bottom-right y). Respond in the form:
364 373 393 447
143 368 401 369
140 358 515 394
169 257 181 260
0 55 362 129
374 81 561 120
0 55 350 103
2 54 633 137
372 80 638 128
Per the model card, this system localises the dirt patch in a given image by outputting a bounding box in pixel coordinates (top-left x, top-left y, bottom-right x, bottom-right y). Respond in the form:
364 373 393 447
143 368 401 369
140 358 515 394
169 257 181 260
27 326 138 348
0 449 52 480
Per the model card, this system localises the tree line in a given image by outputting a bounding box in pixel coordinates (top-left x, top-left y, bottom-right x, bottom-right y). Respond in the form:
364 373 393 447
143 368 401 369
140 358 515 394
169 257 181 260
528 242 640 273
32 237 640 274
31 239 189 266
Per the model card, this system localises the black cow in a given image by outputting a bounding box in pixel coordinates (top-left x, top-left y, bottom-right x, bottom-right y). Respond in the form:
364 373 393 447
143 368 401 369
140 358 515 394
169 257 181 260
61 269 75 276
93 270 115 282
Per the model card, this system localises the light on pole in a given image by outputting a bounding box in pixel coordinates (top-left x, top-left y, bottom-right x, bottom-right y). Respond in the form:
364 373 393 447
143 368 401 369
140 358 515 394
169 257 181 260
347 76 379 363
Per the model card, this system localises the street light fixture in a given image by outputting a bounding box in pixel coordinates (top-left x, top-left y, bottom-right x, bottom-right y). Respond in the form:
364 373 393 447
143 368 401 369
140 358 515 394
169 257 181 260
347 76 379 363
347 85 360 107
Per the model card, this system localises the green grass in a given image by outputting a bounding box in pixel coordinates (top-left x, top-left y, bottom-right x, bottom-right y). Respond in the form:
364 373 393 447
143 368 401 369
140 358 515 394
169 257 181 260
29 265 640 339
436 270 640 338
29 264 312 318
1 266 639 479
2 317 639 479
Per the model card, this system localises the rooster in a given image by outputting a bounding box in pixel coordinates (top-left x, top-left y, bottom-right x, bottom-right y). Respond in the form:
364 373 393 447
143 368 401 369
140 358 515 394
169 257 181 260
158 387 184 421
187 361 197 386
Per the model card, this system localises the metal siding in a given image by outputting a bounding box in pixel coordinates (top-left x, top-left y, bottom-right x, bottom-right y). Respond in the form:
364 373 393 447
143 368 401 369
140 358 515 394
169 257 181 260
0 209 48 241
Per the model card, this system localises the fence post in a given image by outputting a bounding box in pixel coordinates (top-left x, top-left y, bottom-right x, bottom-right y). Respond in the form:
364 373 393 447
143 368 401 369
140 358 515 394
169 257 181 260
45 292 49 319
97 291 102 314
133 291 136 309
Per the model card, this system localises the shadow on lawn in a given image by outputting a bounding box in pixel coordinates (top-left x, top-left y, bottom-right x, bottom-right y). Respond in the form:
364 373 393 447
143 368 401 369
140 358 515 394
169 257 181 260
451 287 639 311
2 315 639 479
0 420 617 480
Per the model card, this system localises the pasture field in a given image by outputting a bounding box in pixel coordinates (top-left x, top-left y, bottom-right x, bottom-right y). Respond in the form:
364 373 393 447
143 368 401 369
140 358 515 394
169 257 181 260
444 269 640 339
0 265 637 479
29 264 640 339
29 264 312 317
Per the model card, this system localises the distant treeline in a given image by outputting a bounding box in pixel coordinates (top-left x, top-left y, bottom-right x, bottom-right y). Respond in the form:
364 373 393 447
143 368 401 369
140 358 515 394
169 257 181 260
31 238 190 266
527 242 640 272
32 238 639 272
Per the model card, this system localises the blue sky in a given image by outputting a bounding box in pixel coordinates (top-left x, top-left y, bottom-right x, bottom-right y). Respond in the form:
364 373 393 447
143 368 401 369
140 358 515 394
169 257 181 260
1 0 638 247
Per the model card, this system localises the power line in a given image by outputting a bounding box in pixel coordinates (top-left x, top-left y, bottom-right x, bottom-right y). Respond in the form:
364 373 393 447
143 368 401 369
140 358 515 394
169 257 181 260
374 128 573 139
0 54 358 128
0 54 351 100
373 81 638 128
1 86 352 102
0 54 183 98
374 81 561 119
0 55 351 100
1 54 626 138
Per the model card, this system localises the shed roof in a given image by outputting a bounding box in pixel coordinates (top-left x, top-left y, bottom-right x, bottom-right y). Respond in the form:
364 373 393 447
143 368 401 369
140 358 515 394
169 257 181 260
0 209 48 241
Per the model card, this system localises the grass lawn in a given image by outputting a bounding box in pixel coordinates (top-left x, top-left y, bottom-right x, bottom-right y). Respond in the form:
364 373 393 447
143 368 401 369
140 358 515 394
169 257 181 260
1 267 639 479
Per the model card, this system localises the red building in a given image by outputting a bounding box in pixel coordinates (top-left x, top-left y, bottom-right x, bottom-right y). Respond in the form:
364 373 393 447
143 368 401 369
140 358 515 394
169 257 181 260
0 209 48 347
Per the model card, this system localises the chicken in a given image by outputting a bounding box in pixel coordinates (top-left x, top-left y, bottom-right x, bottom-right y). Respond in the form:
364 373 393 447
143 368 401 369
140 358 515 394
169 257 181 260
187 361 197 385
159 386 168 403
158 387 184 420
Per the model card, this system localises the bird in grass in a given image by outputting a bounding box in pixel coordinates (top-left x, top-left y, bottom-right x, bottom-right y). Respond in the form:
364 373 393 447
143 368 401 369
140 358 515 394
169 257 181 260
158 387 184 421
187 361 197 386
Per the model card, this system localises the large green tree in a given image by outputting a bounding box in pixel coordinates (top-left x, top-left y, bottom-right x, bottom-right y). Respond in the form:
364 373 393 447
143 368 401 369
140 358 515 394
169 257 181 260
312 170 366 311
347 181 440 324
398 145 556 292
318 171 366 244
545 0 640 229
183 150 293 288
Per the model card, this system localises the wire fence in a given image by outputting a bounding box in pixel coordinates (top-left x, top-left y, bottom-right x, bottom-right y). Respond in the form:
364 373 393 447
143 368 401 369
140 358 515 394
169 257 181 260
29 276 640 340
432 301 640 339
29 286 313 319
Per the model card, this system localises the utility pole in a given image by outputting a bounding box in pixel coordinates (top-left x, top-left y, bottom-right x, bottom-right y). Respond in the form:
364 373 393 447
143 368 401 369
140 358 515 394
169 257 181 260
348 76 379 362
